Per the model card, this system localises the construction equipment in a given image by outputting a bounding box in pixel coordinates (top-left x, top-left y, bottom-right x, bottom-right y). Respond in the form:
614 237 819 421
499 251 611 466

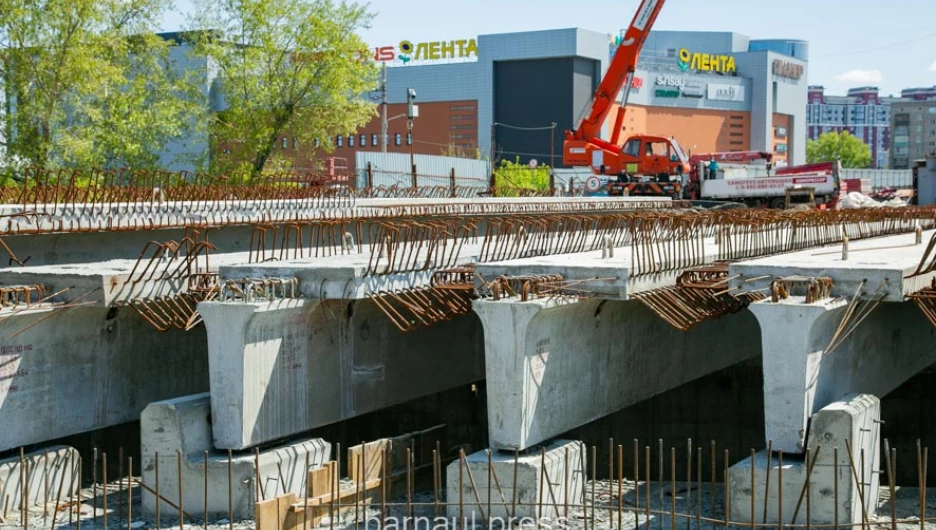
563 0 689 198
687 158 841 209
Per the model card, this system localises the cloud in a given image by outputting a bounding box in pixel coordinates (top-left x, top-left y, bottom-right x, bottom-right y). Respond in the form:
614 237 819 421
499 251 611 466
930 60 936 72
835 69 883 84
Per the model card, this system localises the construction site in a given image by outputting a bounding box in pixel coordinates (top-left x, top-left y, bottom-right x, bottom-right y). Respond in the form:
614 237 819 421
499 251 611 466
4 0 936 528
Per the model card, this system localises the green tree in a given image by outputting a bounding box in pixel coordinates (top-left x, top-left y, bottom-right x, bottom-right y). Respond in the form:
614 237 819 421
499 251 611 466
188 0 379 178
806 130 872 169
0 0 203 173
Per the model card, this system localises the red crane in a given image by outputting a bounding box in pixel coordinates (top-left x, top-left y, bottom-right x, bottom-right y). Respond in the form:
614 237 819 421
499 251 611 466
563 0 690 196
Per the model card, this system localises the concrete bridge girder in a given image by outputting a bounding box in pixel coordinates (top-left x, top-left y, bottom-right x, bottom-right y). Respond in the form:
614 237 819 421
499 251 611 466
197 297 485 451
473 296 763 452
750 297 936 454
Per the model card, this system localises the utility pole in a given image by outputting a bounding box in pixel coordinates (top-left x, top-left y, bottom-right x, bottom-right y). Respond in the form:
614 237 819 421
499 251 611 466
407 88 417 188
380 64 388 153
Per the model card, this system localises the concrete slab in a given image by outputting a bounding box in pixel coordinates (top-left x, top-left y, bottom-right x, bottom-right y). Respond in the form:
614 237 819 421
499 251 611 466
140 393 331 521
0 251 255 306
729 230 936 301
445 440 586 521
0 306 208 451
0 446 79 512
473 297 761 451
217 244 486 300
0 197 674 236
729 394 880 526
473 238 723 300
749 296 936 453
197 298 484 450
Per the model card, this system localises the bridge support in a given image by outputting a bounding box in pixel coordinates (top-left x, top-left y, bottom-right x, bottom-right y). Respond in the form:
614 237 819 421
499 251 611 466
729 394 881 527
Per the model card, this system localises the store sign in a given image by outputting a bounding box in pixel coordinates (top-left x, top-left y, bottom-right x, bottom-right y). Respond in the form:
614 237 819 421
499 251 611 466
631 76 644 89
655 75 686 87
773 60 804 81
655 88 680 98
369 38 479 64
680 85 704 98
678 48 737 73
707 84 746 102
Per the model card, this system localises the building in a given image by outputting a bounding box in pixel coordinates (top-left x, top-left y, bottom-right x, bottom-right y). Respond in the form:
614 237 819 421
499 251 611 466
807 86 902 169
353 28 809 173
890 87 936 169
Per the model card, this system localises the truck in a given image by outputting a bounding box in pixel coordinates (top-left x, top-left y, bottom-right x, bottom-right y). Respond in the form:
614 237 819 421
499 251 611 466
687 158 841 209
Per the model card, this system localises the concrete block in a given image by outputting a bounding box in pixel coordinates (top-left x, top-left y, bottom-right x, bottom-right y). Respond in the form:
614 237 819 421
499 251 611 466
729 394 880 526
445 440 586 521
0 306 208 452
0 446 79 511
140 393 331 521
198 298 484 450
474 297 761 451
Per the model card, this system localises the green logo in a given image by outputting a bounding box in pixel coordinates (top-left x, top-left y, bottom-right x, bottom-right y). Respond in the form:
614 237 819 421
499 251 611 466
655 88 680 98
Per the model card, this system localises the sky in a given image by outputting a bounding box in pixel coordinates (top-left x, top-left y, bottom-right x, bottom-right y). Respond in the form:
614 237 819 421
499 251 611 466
160 0 936 97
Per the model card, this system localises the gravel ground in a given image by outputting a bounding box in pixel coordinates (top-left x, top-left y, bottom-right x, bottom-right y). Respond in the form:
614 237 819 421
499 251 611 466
4 479 936 530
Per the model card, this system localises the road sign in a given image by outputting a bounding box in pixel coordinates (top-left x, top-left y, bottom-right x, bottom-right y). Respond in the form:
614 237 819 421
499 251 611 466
585 176 602 192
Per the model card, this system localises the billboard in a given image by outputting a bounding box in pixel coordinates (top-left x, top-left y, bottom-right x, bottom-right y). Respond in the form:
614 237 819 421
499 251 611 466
707 84 746 102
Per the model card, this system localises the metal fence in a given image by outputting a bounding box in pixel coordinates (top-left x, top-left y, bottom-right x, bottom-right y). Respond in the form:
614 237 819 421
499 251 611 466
355 153 490 190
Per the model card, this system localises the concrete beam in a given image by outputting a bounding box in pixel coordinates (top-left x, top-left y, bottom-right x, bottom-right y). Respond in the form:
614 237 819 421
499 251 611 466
0 306 208 451
141 394 331 521
473 297 761 451
749 297 936 453
197 298 484 450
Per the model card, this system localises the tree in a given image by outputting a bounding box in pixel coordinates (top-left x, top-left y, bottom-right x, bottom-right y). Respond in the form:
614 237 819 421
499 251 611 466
0 0 203 173
188 0 379 178
806 131 872 169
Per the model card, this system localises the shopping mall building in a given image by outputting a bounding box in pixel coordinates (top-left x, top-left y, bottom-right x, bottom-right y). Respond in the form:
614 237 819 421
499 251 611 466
333 28 809 171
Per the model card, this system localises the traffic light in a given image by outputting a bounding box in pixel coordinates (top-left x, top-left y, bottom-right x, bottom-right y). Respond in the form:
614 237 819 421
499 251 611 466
406 88 418 119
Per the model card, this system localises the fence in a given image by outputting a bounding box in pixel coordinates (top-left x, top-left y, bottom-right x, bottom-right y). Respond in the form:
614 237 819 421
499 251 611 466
354 153 490 190
1 437 934 530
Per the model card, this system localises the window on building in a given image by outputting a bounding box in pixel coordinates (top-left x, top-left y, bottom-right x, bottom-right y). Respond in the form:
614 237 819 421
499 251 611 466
314 138 321 148
336 136 343 147
281 137 288 149
406 132 412 145
293 137 298 148
730 132 743 137
449 105 476 111
450 124 474 130
360 134 367 147
394 133 401 146
348 135 355 147
372 134 379 146
450 115 475 121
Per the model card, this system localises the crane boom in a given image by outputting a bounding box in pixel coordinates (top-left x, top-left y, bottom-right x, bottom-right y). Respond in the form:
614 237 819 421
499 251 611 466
569 0 665 142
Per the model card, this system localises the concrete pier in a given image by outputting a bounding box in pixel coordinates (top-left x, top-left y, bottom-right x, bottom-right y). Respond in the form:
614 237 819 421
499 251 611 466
141 394 331 521
473 297 761 451
445 440 586 521
198 298 484 450
729 394 881 526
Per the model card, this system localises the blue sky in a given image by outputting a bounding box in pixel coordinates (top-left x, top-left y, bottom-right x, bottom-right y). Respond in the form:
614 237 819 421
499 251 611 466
160 0 936 97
